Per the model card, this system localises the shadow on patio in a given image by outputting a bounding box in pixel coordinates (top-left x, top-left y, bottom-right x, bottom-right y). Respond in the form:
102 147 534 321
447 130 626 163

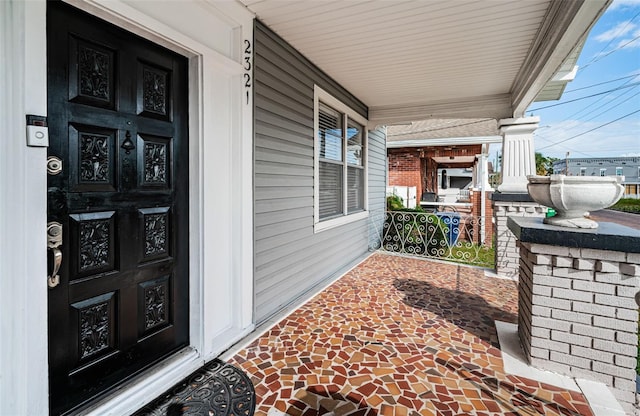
228 253 594 416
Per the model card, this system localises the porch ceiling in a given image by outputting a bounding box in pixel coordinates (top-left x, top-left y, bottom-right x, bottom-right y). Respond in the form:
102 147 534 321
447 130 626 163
237 0 610 125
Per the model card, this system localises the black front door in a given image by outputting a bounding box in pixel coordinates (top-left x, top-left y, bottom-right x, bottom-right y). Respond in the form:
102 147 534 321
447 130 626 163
47 2 189 414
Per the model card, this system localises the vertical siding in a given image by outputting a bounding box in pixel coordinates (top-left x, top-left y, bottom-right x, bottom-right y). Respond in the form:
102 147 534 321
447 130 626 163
254 21 386 323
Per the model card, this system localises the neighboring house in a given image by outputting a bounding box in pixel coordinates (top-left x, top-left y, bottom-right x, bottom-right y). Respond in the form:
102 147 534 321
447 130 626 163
552 157 640 198
387 118 500 204
1 1 609 414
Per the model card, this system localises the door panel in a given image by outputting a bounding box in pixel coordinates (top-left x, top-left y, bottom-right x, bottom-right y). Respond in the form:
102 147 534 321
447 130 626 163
69 211 117 279
47 2 189 414
70 125 118 192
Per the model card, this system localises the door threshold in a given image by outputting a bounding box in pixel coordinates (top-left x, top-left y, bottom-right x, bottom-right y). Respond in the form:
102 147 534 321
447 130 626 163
78 347 203 416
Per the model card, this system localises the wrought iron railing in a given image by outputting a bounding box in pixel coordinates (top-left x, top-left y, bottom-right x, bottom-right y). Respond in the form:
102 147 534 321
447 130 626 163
369 210 494 268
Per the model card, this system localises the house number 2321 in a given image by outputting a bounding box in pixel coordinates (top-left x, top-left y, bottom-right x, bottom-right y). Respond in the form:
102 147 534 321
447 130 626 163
244 39 252 105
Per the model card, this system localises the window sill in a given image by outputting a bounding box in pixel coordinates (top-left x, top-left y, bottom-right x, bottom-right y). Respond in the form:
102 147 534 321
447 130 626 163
314 211 368 233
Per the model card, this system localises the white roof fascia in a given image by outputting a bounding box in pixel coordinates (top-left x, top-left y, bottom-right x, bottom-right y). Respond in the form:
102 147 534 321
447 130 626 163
386 135 503 148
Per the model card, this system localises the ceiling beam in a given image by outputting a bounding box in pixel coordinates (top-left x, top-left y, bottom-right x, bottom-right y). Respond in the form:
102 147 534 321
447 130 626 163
387 136 503 148
368 93 512 128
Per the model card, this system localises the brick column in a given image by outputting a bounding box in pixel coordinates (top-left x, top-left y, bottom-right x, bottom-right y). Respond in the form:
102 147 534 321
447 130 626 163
491 194 545 278
469 190 493 246
509 217 640 413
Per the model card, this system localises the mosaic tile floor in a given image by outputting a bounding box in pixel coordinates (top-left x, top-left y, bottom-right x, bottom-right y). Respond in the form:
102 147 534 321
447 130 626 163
229 253 595 416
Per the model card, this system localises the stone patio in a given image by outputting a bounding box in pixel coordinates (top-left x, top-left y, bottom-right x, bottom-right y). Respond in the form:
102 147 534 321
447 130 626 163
227 253 600 415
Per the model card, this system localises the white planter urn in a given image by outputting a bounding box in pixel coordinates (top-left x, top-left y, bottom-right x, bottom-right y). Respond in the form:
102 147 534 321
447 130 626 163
527 175 624 229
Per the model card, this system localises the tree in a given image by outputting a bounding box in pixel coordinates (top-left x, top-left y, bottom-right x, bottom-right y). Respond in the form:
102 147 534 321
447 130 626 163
535 152 558 176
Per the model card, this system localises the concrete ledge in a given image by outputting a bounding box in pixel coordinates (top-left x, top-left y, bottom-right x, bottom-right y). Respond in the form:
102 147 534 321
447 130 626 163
508 217 640 253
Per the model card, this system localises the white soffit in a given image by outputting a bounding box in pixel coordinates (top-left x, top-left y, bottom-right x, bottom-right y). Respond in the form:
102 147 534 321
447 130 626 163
238 0 609 123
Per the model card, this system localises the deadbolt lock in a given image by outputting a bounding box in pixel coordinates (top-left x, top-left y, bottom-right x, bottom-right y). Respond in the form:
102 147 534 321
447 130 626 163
47 221 62 248
47 156 63 175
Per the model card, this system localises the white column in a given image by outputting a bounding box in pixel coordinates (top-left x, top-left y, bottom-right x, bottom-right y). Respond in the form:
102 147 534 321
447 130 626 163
498 116 539 193
472 158 479 189
474 151 493 190
0 1 49 414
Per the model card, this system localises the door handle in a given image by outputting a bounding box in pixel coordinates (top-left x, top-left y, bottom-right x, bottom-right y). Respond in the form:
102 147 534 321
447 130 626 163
47 221 62 288
48 248 62 288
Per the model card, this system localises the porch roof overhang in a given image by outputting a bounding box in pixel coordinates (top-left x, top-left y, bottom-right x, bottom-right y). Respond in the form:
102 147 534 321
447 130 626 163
236 0 610 125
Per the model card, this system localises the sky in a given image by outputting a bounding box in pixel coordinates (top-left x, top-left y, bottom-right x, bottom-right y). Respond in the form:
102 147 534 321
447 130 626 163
493 0 640 163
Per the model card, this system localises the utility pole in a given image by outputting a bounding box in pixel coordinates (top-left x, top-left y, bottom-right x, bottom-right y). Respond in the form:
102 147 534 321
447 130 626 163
565 152 570 175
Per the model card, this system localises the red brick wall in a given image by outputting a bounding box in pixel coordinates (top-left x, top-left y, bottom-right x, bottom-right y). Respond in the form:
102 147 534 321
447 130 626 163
388 150 423 199
469 190 494 246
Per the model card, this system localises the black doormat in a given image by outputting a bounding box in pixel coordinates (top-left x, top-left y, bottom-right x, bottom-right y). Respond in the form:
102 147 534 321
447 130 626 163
134 359 255 416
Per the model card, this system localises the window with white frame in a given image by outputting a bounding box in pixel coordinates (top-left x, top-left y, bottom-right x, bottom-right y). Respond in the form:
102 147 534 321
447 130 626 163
600 168 606 176
616 167 623 176
580 167 586 176
314 86 368 231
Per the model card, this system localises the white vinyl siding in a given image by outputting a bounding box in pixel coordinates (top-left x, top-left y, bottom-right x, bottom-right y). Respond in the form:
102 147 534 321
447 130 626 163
253 21 384 324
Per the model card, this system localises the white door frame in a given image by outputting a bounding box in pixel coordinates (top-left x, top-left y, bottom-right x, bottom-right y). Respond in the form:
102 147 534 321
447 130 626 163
0 1 255 414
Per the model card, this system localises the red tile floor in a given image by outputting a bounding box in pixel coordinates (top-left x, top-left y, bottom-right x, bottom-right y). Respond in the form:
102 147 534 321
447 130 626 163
229 253 594 416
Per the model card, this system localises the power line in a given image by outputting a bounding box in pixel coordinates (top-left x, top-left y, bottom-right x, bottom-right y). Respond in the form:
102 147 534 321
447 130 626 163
581 33 640 71
538 109 640 150
570 146 640 152
580 90 640 123
533 133 595 157
554 87 640 131
528 81 640 112
561 76 639 120
536 133 640 154
580 11 640 71
564 73 640 93
541 143 594 157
